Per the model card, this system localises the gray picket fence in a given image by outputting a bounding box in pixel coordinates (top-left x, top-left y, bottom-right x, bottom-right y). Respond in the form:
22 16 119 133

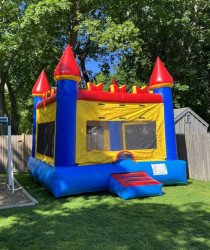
0 134 210 181
0 134 32 172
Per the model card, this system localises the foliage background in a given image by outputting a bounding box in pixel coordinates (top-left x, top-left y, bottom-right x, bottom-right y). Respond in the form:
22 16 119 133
0 0 209 134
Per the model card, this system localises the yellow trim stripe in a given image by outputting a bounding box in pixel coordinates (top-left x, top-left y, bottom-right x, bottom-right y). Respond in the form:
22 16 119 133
32 93 44 97
150 82 174 90
51 89 55 95
87 82 104 90
54 75 81 82
132 86 137 93
132 85 147 94
110 84 115 92
87 82 91 90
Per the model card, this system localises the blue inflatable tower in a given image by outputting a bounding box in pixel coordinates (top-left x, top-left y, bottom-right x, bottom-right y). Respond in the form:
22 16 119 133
31 70 51 157
54 45 82 167
149 57 178 160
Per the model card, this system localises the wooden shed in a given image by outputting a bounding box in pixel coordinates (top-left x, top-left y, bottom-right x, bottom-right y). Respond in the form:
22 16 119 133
174 108 210 181
174 107 209 135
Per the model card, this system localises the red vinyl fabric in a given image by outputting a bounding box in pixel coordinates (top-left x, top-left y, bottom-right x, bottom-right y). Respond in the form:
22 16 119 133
111 172 161 187
78 89 163 103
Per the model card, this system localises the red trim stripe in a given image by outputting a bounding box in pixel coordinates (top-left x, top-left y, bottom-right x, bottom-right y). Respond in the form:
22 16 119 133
36 94 56 109
36 88 163 109
78 90 162 103
111 171 161 187
112 172 148 178
114 176 152 182
120 180 160 187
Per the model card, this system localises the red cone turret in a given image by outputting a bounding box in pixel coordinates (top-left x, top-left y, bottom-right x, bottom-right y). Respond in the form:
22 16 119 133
149 57 174 90
32 70 51 96
54 44 81 82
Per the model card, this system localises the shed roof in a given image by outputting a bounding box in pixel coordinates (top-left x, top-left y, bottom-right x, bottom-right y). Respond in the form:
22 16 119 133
174 107 209 127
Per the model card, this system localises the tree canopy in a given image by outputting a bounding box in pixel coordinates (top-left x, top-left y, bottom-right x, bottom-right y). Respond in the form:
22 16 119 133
0 0 209 133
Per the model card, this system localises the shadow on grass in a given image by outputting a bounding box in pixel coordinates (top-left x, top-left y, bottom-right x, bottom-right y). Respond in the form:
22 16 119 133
0 174 210 250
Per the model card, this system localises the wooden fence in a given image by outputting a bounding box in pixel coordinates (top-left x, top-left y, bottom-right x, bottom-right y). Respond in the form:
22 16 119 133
0 134 210 181
176 133 210 181
0 135 32 172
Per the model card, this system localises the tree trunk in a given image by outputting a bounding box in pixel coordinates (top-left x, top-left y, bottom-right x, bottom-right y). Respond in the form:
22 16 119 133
0 50 20 117
0 76 8 116
69 0 81 49
6 80 19 134
79 58 90 83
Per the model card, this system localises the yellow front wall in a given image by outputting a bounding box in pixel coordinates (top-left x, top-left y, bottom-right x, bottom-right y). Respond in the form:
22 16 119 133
36 102 56 124
76 100 166 165
35 102 56 165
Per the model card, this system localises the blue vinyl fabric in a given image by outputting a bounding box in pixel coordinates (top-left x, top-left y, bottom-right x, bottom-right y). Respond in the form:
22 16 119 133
109 122 123 151
55 80 77 167
154 87 178 160
28 157 187 197
109 176 163 200
32 96 42 157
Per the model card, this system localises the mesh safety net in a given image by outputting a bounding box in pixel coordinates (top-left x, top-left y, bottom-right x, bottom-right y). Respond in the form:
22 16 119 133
86 121 157 152
37 121 55 158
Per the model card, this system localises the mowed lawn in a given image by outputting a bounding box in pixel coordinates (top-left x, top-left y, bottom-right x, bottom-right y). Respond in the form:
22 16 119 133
0 174 210 250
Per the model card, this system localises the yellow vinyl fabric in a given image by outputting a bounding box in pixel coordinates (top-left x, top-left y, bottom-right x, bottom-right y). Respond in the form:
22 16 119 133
76 100 166 165
35 102 56 165
35 153 54 165
36 102 56 123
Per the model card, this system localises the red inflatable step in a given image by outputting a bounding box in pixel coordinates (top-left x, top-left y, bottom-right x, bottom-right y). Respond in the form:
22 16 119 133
111 171 160 187
109 171 163 199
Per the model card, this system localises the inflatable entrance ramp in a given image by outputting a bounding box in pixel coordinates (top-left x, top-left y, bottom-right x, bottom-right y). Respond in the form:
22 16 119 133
109 172 163 200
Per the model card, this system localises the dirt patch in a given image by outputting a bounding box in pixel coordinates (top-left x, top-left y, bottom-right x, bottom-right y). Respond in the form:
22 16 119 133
0 176 37 209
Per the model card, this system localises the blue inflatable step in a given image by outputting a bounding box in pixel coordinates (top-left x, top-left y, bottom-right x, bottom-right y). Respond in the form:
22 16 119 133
109 172 163 200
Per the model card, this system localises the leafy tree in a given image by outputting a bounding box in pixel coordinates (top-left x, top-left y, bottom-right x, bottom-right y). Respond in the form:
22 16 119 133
0 0 72 132
0 0 142 133
0 0 209 134
108 0 210 122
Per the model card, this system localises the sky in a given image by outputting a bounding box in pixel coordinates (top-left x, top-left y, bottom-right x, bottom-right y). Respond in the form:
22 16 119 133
86 55 118 76
86 59 101 75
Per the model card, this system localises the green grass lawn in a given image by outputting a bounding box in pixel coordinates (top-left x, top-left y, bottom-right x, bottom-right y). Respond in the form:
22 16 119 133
0 174 210 250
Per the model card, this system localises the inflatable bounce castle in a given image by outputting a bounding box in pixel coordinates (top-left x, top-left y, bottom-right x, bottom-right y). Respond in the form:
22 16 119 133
27 44 187 199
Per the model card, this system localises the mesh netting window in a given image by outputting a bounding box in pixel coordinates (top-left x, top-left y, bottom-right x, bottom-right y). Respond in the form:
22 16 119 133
124 122 157 150
86 121 157 151
86 121 110 151
37 121 55 157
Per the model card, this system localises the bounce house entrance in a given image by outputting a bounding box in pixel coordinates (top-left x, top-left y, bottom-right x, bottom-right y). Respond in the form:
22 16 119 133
116 151 134 161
